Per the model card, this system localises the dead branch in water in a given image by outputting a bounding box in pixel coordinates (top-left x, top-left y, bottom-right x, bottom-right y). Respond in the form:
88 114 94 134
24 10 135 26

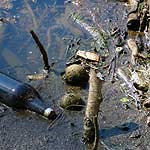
30 30 50 71
83 68 103 150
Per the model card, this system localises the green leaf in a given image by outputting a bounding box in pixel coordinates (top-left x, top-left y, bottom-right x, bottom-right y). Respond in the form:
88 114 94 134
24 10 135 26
120 97 129 103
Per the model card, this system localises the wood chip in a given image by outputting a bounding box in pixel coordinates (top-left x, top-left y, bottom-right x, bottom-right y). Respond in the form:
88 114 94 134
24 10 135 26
76 50 100 62
147 116 150 127
27 73 48 81
127 39 138 56
127 39 138 64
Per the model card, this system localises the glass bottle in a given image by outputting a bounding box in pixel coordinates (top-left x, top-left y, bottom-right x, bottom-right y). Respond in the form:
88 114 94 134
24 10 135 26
0 73 57 120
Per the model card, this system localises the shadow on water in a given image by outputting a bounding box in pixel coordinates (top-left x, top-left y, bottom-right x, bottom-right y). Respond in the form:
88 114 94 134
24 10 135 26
99 122 139 139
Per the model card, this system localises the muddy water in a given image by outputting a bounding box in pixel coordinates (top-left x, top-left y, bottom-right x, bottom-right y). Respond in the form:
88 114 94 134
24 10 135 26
0 0 149 150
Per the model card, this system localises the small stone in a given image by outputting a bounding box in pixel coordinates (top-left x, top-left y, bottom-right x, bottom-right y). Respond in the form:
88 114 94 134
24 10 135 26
59 93 85 111
64 64 89 86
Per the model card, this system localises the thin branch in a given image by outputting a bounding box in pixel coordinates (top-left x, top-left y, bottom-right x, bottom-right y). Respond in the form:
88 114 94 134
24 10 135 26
30 30 50 71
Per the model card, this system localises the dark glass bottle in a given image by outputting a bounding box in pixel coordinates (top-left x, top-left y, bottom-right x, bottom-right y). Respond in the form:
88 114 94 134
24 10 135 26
0 73 57 120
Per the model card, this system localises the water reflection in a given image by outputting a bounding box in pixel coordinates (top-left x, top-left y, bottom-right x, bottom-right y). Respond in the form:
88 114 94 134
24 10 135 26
0 0 68 79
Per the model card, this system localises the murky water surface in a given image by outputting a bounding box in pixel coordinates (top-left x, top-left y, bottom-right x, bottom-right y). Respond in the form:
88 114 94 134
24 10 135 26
0 0 149 150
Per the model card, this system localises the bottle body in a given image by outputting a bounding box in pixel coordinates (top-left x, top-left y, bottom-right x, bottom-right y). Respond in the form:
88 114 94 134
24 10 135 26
0 73 56 120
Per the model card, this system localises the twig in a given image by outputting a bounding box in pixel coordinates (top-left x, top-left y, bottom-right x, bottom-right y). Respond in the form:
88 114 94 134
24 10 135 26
30 30 50 71
108 55 117 82
48 104 86 130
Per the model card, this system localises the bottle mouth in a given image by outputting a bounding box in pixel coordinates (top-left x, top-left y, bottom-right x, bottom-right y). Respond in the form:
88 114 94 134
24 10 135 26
44 108 57 120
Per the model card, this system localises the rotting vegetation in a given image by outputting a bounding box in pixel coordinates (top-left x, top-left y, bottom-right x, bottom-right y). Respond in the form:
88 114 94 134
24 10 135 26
0 0 150 149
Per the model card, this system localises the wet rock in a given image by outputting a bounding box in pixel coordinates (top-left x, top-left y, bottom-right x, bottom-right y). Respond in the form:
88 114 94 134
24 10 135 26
59 93 85 111
131 71 149 92
127 0 140 31
64 64 89 86
127 13 140 31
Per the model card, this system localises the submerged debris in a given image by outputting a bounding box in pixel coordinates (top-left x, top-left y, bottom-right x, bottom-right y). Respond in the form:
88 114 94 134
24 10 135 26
117 68 142 109
118 65 150 110
71 12 108 50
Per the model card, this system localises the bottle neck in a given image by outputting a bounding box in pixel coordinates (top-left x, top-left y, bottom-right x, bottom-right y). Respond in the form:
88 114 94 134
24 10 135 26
25 97 56 120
